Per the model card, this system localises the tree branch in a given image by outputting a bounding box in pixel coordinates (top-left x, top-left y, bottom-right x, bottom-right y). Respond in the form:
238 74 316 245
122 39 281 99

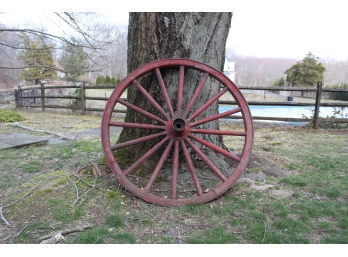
0 65 102 73
0 28 103 50
39 224 93 241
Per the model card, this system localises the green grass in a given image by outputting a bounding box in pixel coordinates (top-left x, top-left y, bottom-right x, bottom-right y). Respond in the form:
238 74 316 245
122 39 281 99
187 226 241 244
13 221 53 243
69 228 110 244
104 214 124 228
48 199 86 223
1 112 348 244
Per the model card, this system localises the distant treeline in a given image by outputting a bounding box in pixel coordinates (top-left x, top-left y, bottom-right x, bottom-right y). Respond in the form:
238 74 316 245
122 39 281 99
226 48 348 88
95 75 121 86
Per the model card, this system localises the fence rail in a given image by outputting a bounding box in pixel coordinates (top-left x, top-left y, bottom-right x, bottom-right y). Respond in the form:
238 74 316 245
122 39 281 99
14 82 348 129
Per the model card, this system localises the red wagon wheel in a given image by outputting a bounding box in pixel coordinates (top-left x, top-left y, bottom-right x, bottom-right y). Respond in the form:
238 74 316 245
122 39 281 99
101 59 253 207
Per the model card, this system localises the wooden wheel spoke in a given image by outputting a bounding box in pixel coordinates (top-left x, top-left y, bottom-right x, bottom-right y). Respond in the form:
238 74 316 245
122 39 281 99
184 72 209 118
185 138 226 182
118 98 167 125
133 79 170 120
144 139 174 193
180 140 203 196
171 140 179 200
177 66 185 116
123 136 170 176
190 107 242 127
190 128 246 136
188 87 228 122
109 121 166 130
111 131 167 151
189 134 241 162
155 68 175 117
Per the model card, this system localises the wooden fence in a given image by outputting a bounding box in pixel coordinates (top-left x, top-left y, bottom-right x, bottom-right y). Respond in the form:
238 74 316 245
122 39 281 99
14 82 348 129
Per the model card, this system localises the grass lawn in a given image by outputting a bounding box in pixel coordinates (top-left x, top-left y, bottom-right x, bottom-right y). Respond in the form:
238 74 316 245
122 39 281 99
0 109 347 244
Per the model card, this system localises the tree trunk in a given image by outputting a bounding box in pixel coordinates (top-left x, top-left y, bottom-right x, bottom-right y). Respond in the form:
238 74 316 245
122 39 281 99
116 12 233 179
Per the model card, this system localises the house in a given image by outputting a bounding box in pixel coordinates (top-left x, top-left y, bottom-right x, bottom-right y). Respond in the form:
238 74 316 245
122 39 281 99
223 56 236 83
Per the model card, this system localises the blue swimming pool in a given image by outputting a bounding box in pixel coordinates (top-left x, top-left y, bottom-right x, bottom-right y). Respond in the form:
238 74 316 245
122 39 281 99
219 105 345 122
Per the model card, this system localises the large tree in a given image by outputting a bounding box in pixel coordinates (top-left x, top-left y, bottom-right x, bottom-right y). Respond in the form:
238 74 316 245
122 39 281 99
285 52 326 87
118 12 232 162
124 14 229 123
102 12 253 206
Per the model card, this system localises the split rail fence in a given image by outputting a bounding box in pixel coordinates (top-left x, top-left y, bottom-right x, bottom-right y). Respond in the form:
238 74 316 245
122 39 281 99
14 82 348 129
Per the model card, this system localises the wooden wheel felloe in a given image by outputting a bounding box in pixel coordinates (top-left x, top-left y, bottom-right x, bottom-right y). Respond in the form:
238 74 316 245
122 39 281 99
101 58 253 207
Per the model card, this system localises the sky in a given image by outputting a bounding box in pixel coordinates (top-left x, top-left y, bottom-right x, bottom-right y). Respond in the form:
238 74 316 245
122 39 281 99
2 0 348 61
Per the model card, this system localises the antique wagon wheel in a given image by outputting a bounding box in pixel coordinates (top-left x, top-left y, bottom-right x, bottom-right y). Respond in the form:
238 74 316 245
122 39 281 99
101 59 253 206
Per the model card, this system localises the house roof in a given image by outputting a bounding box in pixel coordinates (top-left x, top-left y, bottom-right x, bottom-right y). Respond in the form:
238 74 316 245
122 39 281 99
225 56 234 63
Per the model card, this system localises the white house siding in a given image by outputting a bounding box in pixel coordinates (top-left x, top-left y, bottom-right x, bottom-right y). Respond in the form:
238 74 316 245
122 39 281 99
223 56 236 83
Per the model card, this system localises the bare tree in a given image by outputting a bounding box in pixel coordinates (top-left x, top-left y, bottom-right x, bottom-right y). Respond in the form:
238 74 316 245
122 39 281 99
226 49 297 87
0 24 22 88
0 12 127 86
322 57 348 86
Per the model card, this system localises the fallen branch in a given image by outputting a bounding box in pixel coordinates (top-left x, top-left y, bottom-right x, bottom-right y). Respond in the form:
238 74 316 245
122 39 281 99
69 172 98 207
73 173 94 187
69 176 80 207
77 162 102 177
39 224 94 241
0 206 11 226
0 181 42 227
40 233 64 244
10 122 74 140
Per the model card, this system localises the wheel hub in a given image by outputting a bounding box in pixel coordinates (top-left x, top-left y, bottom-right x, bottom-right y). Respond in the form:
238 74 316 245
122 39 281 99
168 117 190 139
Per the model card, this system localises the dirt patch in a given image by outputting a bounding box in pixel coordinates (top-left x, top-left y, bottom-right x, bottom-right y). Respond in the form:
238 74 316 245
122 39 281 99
270 190 293 198
247 154 291 178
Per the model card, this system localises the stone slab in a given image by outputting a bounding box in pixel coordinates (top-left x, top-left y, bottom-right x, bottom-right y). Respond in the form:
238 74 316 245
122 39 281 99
0 133 49 149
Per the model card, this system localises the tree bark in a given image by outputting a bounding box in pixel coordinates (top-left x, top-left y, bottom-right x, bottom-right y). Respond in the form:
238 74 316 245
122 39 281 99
117 12 232 176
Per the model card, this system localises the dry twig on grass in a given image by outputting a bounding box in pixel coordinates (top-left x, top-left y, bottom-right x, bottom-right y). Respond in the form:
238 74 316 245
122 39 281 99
0 181 42 227
39 224 93 243
233 212 273 244
9 224 29 243
69 170 99 207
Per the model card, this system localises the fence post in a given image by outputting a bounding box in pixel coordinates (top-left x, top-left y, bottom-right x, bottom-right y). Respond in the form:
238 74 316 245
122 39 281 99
14 88 19 108
81 81 86 115
313 82 322 129
41 83 45 111
18 86 22 109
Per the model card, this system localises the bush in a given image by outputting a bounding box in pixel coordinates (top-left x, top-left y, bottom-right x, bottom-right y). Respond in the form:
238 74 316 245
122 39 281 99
330 83 348 101
96 75 121 86
68 88 82 112
0 110 25 122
